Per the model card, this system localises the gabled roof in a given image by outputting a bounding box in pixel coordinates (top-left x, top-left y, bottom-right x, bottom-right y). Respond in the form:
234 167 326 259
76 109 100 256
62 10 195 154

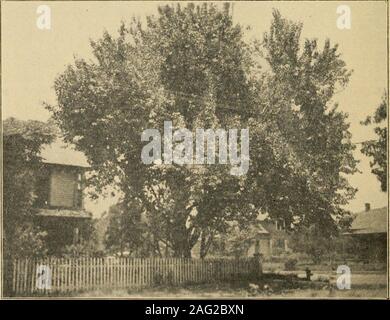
256 223 270 235
40 139 90 168
349 206 387 234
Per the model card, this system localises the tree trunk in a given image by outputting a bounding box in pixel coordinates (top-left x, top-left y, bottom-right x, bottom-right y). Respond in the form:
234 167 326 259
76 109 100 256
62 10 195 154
200 233 207 259
199 230 213 259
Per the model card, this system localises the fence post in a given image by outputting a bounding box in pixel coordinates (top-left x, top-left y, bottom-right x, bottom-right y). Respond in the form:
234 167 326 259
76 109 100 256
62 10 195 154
3 257 14 296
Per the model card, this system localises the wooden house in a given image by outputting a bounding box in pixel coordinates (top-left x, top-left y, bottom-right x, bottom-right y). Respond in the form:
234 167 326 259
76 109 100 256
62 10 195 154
247 218 291 258
343 204 387 262
33 139 92 254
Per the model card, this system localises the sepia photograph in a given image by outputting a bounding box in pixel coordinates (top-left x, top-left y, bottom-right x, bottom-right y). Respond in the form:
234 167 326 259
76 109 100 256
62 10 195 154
1 0 388 300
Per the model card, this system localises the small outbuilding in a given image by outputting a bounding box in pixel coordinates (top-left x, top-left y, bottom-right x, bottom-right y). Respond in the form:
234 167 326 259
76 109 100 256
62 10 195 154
343 204 387 262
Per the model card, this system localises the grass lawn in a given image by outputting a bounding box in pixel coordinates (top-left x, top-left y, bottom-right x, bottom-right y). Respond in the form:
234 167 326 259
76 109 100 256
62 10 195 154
78 272 387 299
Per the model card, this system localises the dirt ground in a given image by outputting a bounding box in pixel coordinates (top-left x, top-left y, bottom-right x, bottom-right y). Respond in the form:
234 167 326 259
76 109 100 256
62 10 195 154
79 272 387 299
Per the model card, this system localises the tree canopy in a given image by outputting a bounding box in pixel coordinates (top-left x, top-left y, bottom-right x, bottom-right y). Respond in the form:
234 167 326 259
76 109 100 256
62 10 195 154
361 93 387 192
47 4 358 257
3 117 56 259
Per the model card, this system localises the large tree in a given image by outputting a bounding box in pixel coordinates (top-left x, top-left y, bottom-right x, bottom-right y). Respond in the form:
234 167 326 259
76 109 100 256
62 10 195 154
3 117 55 294
361 93 387 192
246 10 358 236
3 117 56 259
48 4 357 257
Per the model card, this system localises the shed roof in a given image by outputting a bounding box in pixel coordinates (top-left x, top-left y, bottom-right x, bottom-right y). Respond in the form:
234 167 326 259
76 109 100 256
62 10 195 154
40 139 90 168
349 206 387 234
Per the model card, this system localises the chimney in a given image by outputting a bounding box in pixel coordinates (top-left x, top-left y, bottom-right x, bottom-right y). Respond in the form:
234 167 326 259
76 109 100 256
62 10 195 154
365 203 371 212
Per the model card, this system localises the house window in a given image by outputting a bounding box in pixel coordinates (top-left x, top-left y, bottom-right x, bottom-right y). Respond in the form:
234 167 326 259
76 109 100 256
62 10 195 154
275 219 286 231
35 167 50 207
73 227 80 245
49 167 83 208
254 239 260 254
74 172 83 208
275 238 284 248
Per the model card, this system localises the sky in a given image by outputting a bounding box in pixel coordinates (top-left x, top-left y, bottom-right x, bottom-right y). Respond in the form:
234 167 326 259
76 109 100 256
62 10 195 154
1 1 388 216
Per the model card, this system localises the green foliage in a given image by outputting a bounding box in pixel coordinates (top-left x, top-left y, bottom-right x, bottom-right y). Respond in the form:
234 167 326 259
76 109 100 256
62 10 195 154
9 223 48 259
361 93 387 192
3 117 55 259
62 242 97 258
104 202 153 257
62 219 99 257
47 4 358 257
289 224 343 264
211 221 264 258
251 10 358 232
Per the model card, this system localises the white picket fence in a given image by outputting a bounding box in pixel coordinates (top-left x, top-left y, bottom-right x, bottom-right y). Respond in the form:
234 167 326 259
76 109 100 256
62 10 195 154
11 257 257 295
